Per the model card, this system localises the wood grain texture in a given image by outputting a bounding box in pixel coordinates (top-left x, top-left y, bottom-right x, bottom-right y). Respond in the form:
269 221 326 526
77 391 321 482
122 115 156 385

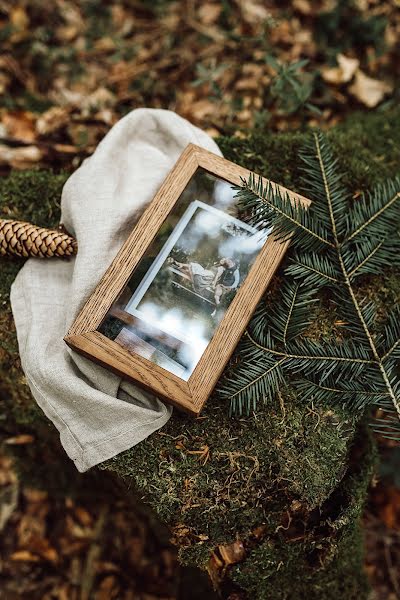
67 144 199 336
65 144 311 415
64 331 196 413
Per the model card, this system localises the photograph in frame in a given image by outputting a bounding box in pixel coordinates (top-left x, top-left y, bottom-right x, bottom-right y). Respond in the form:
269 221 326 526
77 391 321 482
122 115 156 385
99 170 270 380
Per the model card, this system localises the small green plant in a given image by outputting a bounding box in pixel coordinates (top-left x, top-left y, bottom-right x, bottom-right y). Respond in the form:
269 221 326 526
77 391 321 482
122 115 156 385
192 60 229 100
265 56 315 115
218 132 400 438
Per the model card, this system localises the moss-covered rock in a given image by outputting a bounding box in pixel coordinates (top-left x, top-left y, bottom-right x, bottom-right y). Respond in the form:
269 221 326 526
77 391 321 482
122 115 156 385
1 108 399 598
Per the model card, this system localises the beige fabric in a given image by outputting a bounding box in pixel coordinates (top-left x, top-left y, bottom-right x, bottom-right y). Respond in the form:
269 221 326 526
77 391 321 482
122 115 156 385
10 109 221 472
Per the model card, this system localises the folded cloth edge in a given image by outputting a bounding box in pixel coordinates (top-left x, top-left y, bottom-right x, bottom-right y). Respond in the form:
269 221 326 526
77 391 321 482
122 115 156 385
10 108 222 472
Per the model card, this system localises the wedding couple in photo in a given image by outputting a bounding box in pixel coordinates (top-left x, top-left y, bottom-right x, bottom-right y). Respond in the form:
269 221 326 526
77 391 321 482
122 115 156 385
167 256 240 318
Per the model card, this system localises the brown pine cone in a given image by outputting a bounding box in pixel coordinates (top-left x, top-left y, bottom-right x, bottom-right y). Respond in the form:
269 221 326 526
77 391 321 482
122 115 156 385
0 219 77 258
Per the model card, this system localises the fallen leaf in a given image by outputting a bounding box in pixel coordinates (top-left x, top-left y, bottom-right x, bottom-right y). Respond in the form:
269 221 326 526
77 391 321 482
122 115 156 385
81 87 117 112
0 145 42 169
18 513 45 544
349 70 393 107
9 6 30 43
55 25 80 43
37 543 59 563
0 481 19 532
207 552 224 588
198 3 222 25
0 72 11 94
36 107 70 136
237 0 270 24
293 0 312 15
94 575 119 600
2 111 37 143
218 539 245 565
10 550 40 562
66 514 93 538
94 36 117 53
0 455 16 486
23 488 48 503
5 434 35 445
52 584 72 600
74 506 93 527
322 54 360 85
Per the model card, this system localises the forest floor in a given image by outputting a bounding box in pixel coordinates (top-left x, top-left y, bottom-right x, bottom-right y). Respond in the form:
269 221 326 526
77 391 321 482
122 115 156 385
0 1 400 598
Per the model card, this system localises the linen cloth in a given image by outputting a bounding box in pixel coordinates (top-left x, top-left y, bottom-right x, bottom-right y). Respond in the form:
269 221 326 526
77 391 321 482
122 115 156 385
10 108 221 472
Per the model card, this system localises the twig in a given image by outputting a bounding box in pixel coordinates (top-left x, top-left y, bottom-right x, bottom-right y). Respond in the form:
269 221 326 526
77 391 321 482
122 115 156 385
80 505 108 600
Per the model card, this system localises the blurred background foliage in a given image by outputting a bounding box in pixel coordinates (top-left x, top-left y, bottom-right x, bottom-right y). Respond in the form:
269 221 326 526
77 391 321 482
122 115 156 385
0 0 398 170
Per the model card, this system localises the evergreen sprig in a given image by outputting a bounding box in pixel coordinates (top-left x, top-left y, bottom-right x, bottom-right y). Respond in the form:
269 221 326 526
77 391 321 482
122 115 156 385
218 132 400 439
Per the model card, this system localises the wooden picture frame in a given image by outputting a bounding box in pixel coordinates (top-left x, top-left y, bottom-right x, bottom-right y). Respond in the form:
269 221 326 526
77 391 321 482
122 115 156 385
65 144 309 415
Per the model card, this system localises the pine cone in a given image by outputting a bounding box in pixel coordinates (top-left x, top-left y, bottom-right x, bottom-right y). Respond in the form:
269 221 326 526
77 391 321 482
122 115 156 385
0 219 77 258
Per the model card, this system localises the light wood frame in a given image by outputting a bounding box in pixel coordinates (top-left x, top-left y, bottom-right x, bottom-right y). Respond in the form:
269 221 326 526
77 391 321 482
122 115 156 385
65 144 310 415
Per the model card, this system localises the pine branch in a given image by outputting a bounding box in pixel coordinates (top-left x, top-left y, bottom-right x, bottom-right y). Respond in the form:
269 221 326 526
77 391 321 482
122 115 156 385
314 131 400 432
378 306 400 361
300 132 349 238
237 174 334 251
341 234 400 280
218 131 400 439
268 281 317 344
295 379 391 410
346 177 400 242
285 252 340 287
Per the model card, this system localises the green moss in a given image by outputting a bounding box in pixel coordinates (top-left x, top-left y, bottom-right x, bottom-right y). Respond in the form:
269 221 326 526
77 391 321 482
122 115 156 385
218 108 400 193
0 169 67 226
1 108 399 598
102 397 355 566
0 170 68 427
232 525 369 600
230 426 376 599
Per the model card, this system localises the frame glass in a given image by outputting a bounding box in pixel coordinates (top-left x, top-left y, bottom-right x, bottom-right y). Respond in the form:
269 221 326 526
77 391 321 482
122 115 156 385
99 170 269 380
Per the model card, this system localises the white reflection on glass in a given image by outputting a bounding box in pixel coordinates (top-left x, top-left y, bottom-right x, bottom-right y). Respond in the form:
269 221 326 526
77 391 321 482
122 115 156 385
102 175 271 380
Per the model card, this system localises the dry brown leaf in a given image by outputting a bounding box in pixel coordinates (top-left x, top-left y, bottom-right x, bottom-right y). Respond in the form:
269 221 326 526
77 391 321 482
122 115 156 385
237 0 270 24
37 543 59 563
0 481 18 532
66 514 93 539
36 107 70 136
10 550 40 562
322 54 360 85
94 37 117 53
293 0 313 14
0 455 16 486
207 552 224 588
9 6 30 43
74 506 93 527
23 488 48 503
5 434 35 445
252 525 268 539
53 584 72 600
55 25 80 43
198 3 222 25
2 111 37 143
218 540 245 566
81 87 117 111
349 70 393 107
0 145 42 169
188 99 216 121
94 575 119 600
0 72 10 94
18 513 46 546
